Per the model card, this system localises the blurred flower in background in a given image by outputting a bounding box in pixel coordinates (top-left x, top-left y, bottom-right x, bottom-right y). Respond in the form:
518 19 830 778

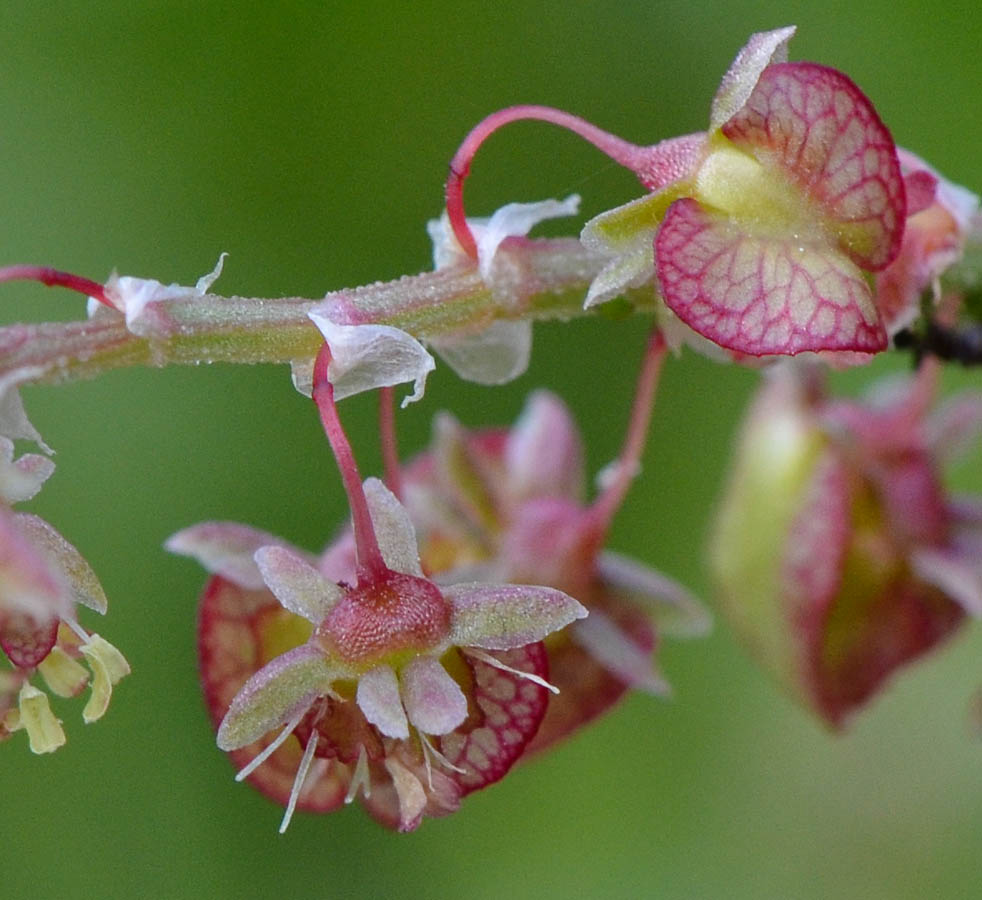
711 360 982 726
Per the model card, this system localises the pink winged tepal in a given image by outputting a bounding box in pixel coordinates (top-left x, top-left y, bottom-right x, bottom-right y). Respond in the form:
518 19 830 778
654 61 905 356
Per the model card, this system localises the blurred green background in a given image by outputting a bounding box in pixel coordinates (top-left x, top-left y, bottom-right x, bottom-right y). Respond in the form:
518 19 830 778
2 2 980 898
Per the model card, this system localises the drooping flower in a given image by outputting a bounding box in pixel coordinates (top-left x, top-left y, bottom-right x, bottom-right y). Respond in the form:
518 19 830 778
710 359 982 727
169 343 585 831
398 386 710 751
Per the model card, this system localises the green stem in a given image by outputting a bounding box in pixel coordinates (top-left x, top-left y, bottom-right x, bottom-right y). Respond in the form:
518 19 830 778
0 238 654 388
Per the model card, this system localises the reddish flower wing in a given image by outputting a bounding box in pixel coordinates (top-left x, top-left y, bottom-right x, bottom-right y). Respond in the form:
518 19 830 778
0 613 59 668
787 455 965 727
722 62 905 270
656 197 885 355
784 456 851 635
438 643 551 793
656 61 904 357
197 576 347 812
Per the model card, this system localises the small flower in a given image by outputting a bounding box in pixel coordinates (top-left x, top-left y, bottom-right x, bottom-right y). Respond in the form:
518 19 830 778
711 360 982 727
399 388 710 751
875 149 980 334
0 436 129 753
169 343 585 831
582 26 906 358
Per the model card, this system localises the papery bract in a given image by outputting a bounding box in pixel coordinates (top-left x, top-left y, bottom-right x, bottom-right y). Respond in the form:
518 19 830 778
0 367 52 454
422 197 582 387
305 311 435 407
87 253 227 333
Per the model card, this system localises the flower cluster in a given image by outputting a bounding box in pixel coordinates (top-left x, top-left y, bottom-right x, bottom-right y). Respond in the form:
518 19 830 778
0 24 979 838
167 314 717 831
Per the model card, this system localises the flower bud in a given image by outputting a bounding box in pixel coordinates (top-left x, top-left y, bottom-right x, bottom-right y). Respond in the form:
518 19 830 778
711 364 979 727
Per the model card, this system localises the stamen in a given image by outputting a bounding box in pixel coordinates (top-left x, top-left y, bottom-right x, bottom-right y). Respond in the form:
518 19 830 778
312 343 387 581
591 328 667 533
464 648 560 694
302 758 330 800
445 105 648 260
419 732 467 778
0 264 114 309
234 707 308 782
279 731 319 834
64 618 90 643
344 744 372 803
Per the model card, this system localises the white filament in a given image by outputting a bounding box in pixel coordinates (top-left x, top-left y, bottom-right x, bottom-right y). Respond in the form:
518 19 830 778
464 648 560 694
419 732 467 788
279 731 320 834
344 744 372 804
234 707 308 782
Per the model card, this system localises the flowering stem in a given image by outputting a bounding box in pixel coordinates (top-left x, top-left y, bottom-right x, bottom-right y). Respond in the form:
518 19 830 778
311 343 386 581
446 105 649 258
0 240 653 390
591 328 667 533
895 321 982 367
378 387 403 501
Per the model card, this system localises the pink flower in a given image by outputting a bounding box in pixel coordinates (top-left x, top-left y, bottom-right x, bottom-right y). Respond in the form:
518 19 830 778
874 149 979 334
584 27 906 357
169 344 585 831
177 522 570 832
711 360 982 726
397 389 709 751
